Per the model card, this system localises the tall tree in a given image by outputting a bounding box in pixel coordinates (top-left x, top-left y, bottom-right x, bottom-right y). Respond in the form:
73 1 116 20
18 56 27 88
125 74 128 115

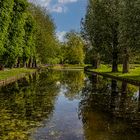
119 0 140 73
23 14 36 68
81 0 103 68
82 0 120 72
5 0 28 68
0 0 14 69
29 4 59 64
105 0 120 72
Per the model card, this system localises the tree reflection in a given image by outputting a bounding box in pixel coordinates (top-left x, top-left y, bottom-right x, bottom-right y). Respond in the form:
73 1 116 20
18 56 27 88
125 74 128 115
110 80 120 114
138 87 140 112
119 81 128 116
1 70 140 140
79 74 140 140
0 71 59 140
61 70 85 100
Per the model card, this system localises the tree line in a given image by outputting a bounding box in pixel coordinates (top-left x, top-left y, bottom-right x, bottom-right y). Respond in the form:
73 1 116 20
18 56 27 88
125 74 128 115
81 0 140 73
0 0 60 70
0 0 86 70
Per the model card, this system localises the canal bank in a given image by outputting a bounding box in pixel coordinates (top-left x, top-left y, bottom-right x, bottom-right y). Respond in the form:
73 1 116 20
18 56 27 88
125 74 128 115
86 64 140 86
0 68 36 86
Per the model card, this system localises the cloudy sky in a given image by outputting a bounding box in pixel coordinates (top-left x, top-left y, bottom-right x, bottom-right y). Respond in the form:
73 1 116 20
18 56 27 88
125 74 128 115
29 0 87 41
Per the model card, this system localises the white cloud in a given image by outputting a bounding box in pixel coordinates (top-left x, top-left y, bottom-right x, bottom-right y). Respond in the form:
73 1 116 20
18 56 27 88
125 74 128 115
28 0 78 13
58 0 78 4
50 4 68 13
51 5 63 13
29 0 51 7
56 31 66 42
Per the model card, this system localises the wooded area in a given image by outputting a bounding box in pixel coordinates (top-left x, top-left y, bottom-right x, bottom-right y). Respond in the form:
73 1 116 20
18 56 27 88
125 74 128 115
0 0 85 71
0 0 140 75
81 0 140 73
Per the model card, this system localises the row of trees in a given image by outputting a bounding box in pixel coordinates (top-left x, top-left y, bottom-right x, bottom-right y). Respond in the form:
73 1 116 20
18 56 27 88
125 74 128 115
0 0 36 69
82 0 140 73
0 0 86 70
0 0 60 70
29 5 61 65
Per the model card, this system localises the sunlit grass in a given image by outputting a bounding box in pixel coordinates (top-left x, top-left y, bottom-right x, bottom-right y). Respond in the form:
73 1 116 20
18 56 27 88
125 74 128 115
89 64 140 82
0 68 36 81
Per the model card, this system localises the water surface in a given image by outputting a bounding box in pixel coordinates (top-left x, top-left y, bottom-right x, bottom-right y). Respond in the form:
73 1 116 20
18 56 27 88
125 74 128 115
0 70 140 140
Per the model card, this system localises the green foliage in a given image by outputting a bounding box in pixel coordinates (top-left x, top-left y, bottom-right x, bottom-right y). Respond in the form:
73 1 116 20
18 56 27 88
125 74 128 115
81 0 119 68
6 13 27 67
23 13 36 65
62 31 85 64
0 0 14 64
0 0 60 68
0 0 29 67
119 0 140 53
82 0 140 72
29 5 59 64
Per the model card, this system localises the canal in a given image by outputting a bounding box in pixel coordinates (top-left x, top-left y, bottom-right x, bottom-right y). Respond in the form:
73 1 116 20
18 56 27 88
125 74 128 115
0 70 140 140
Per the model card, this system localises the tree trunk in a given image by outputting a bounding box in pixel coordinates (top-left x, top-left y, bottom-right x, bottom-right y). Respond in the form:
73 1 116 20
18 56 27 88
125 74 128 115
92 53 100 69
32 57 37 68
32 58 35 68
26 63 28 68
112 23 119 72
112 49 118 72
23 59 26 68
28 57 32 68
32 61 34 68
17 58 20 68
34 59 37 68
92 59 99 69
123 48 129 73
0 64 4 70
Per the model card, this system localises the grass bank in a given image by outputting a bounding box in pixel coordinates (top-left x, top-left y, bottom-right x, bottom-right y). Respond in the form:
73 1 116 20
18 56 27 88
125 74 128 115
0 68 36 81
87 64 140 85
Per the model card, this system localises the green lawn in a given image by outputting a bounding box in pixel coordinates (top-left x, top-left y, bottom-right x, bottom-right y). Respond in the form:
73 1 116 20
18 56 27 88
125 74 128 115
89 64 140 82
0 68 36 81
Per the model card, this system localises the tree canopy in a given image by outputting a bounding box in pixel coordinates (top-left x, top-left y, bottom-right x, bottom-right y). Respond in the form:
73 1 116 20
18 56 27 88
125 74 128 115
82 0 140 73
0 0 61 69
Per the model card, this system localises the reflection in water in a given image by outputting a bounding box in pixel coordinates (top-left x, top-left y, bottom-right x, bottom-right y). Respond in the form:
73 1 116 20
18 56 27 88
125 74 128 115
0 70 140 140
0 72 59 140
138 87 140 112
79 74 140 140
32 70 85 140
110 80 119 113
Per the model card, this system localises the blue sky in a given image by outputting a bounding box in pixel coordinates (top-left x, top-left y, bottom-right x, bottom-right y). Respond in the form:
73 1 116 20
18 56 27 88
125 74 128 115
29 0 87 41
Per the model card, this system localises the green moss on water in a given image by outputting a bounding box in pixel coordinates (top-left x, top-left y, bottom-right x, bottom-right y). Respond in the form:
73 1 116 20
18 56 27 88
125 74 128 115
89 64 140 82
0 68 36 81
